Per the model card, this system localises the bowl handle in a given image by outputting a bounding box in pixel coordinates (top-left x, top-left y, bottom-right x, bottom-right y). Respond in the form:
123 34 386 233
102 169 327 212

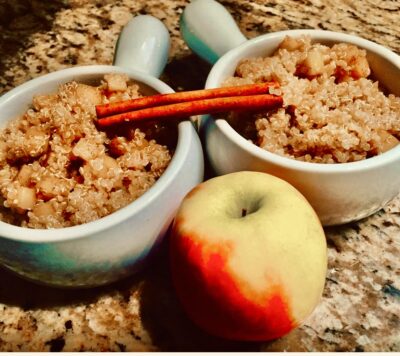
180 0 247 64
113 15 170 78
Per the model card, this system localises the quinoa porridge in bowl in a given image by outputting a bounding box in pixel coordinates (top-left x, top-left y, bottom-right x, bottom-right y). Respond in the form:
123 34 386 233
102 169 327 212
0 16 203 287
224 36 400 164
181 0 400 225
0 73 174 229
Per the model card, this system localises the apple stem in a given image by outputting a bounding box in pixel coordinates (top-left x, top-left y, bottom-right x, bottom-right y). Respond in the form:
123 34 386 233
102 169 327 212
241 208 247 217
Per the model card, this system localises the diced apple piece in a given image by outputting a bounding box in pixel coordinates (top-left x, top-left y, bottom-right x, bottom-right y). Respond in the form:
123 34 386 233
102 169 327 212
377 130 399 153
16 187 36 210
279 36 303 51
76 84 102 106
32 201 55 217
33 94 58 110
351 55 370 79
25 127 49 156
17 165 33 186
26 127 45 137
37 176 60 199
103 155 119 170
90 155 119 178
104 73 128 92
72 138 97 161
303 49 324 76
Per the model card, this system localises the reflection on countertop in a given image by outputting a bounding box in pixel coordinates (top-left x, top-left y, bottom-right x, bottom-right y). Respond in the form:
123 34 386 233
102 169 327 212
0 0 399 352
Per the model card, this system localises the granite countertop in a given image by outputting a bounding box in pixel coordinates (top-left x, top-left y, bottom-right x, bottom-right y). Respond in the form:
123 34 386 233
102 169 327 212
0 0 399 352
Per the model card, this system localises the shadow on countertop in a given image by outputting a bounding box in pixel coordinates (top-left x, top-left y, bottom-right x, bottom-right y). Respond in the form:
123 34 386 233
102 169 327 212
0 258 147 310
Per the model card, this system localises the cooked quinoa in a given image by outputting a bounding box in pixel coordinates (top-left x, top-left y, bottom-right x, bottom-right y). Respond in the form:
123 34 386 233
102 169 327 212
0 74 174 228
224 36 400 163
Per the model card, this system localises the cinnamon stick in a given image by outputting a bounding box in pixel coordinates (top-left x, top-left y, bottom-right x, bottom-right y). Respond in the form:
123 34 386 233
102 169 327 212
97 94 283 127
96 82 278 118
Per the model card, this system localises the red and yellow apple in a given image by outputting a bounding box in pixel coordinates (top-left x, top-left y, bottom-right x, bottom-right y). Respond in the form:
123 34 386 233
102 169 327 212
169 171 327 341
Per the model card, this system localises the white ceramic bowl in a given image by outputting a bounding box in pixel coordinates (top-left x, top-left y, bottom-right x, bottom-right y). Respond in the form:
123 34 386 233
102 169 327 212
0 16 204 287
181 0 400 226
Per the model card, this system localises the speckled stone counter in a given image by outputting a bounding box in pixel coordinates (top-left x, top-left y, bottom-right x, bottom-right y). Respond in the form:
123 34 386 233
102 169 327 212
0 0 399 351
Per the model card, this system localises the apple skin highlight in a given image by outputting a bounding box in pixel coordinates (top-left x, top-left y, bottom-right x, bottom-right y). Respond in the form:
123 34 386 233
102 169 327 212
169 171 327 341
